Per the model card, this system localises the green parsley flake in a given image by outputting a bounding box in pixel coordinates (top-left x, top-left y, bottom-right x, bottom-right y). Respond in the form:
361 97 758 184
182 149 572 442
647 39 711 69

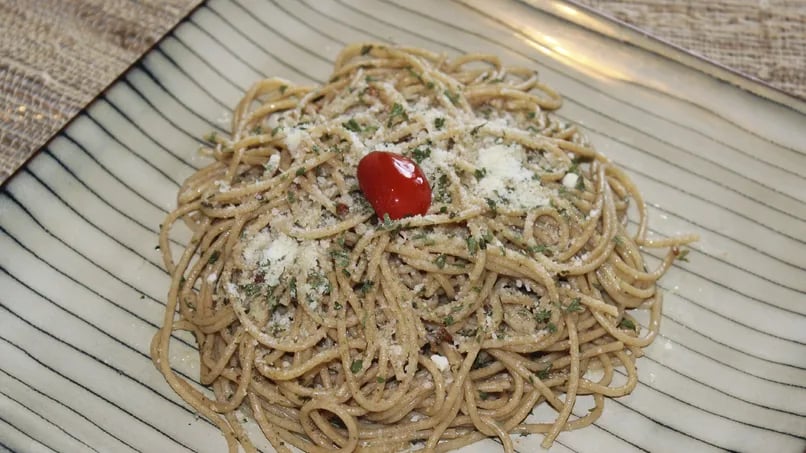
534 308 551 323
410 147 431 164
388 102 409 127
444 89 459 105
434 117 445 130
358 280 374 295
342 118 362 133
466 236 478 256
350 359 363 374
565 298 583 313
537 363 552 380
435 254 447 269
618 318 637 331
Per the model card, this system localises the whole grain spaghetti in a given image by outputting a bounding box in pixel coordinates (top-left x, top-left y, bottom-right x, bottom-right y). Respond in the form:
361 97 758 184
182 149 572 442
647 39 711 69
152 43 696 452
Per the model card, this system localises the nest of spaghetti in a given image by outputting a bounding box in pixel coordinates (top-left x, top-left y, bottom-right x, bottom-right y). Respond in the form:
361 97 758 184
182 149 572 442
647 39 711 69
153 43 696 453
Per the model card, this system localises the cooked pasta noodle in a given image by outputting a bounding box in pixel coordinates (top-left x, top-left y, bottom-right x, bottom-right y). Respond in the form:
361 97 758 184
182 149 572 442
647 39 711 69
152 43 697 452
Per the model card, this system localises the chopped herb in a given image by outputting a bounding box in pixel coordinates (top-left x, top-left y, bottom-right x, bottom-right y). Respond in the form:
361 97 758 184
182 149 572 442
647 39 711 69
434 117 445 130
546 322 557 333
444 89 459 105
537 363 552 380
387 102 408 127
330 249 350 267
466 236 478 256
334 301 343 310
279 85 288 95
565 298 583 313
474 168 487 180
405 67 422 81
240 283 261 297
295 167 305 176
358 280 375 295
342 118 362 133
534 308 551 323
410 147 431 164
286 191 296 203
575 175 586 190
613 235 624 246
350 359 363 374
208 251 220 264
529 244 549 255
289 277 297 299
376 376 385 383
439 206 448 214
444 315 454 326
619 318 637 331
676 249 690 262
434 173 451 203
203 131 217 143
435 254 447 269
485 198 498 215
381 213 394 229
527 111 536 119
365 75 375 83
271 126 282 137
251 125 264 135
426 81 435 90
478 391 489 400
360 44 373 55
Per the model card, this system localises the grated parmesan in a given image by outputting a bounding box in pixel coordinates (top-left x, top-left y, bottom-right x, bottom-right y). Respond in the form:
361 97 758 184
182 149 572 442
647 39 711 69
475 143 549 208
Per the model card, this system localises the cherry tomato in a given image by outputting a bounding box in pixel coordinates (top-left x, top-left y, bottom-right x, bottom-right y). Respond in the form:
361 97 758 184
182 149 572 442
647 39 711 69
357 151 431 220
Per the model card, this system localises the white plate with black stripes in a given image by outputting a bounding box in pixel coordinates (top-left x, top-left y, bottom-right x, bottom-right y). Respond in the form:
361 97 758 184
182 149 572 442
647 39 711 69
1 1 804 452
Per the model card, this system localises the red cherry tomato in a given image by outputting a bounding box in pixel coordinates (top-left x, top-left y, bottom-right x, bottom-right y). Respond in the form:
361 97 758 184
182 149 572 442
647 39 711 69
357 151 431 220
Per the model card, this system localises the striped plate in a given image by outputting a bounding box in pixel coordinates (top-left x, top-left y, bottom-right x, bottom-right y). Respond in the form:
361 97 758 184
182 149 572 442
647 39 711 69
1 1 804 452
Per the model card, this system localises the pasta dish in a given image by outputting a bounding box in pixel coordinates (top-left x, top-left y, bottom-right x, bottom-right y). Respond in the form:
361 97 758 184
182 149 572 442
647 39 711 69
152 43 696 452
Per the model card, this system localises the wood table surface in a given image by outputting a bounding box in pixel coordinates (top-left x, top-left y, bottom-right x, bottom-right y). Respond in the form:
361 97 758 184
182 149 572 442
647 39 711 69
1 0 804 184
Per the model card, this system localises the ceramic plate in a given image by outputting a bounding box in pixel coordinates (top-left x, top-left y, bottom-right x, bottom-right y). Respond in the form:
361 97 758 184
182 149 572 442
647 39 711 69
1 1 805 452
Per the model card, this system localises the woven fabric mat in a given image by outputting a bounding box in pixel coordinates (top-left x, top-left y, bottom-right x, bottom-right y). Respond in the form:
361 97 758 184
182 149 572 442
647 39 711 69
0 0 201 182
576 0 806 98
0 0 804 183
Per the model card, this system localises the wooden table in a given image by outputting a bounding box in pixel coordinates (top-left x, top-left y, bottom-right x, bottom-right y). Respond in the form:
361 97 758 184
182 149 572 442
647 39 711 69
1 0 803 184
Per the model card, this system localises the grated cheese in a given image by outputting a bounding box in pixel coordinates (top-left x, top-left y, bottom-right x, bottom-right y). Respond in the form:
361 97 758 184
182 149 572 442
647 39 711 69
430 354 450 372
475 143 549 208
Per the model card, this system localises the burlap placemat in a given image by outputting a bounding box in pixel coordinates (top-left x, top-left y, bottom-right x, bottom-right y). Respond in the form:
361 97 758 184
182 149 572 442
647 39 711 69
0 0 201 183
1 0 804 184
576 0 806 99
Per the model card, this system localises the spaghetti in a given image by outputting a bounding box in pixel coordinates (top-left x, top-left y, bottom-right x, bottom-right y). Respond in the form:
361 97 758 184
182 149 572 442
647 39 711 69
153 43 697 452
